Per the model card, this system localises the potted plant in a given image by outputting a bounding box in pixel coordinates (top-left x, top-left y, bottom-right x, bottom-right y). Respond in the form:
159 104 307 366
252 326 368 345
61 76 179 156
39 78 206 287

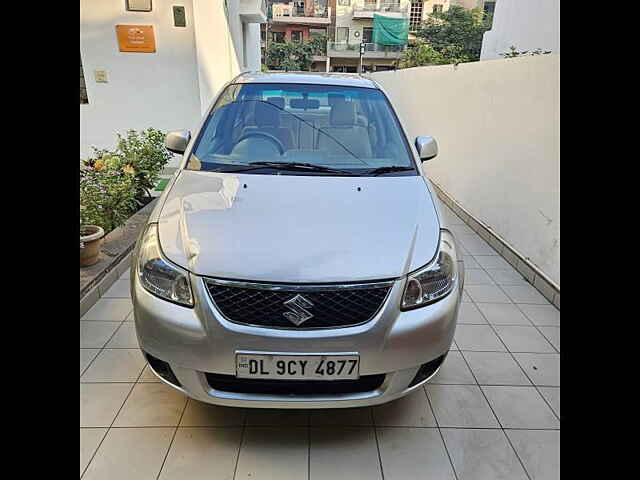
80 224 105 267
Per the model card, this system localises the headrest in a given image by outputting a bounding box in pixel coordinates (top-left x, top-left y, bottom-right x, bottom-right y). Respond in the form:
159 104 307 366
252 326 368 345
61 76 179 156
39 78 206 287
266 97 285 110
290 98 320 110
328 94 346 106
330 101 356 126
254 102 280 127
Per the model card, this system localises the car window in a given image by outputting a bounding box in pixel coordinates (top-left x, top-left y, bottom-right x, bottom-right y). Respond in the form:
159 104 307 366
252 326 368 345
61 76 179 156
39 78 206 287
186 83 416 175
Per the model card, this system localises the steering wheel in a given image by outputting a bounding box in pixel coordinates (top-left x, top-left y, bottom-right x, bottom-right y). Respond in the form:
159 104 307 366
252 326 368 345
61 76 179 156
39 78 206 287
234 132 285 155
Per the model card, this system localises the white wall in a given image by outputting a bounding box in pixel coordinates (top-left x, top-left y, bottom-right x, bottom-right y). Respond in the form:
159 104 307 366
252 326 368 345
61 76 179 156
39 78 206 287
80 0 201 159
481 0 560 60
372 55 560 286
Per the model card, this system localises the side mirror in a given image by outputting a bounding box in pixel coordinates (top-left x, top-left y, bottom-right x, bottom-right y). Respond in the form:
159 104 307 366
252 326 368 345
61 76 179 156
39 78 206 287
415 136 438 161
165 130 191 154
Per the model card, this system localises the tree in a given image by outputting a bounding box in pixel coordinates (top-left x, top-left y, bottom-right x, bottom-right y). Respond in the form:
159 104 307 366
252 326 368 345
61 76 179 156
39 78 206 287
399 40 446 68
265 40 314 71
414 6 492 64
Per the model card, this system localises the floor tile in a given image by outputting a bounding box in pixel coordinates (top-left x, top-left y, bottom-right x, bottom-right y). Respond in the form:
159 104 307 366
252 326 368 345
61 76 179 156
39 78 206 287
431 351 476 384
457 302 487 324
450 223 474 235
441 428 528 480
455 325 506 352
377 427 456 480
102 279 132 298
235 427 308 480
481 386 559 429
494 326 555 353
81 349 100 375
373 389 436 426
462 290 472 303
158 427 242 480
462 351 531 386
114 382 187 427
485 268 528 285
513 353 560 386
538 387 560 417
124 310 135 322
506 430 560 480
120 268 131 279
450 339 459 351
465 269 496 285
80 383 133 427
81 298 133 321
501 285 550 305
180 399 246 426
81 349 146 382
105 323 140 348
458 234 496 255
138 364 161 382
517 304 560 326
310 427 382 480
474 255 512 270
245 409 309 426
80 322 120 348
462 255 481 269
80 428 107 476
82 427 173 480
310 407 373 425
476 303 531 325
466 285 512 303
426 384 499 428
538 326 560 351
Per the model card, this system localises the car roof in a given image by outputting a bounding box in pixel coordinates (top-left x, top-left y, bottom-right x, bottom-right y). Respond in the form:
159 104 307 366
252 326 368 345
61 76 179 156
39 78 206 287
234 71 379 89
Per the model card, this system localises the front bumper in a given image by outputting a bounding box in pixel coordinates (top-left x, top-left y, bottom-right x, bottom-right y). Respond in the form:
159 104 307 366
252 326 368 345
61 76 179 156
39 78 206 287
132 272 461 409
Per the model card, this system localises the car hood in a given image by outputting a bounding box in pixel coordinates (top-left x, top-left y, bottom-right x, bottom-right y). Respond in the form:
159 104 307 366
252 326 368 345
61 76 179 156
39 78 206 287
157 170 441 283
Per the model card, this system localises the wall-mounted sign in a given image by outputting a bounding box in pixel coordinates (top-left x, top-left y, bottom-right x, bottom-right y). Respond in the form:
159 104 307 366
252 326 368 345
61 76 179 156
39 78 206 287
126 0 152 12
116 25 156 53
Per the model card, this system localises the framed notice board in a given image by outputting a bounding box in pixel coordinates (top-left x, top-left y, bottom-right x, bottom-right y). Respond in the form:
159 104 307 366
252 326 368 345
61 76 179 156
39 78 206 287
116 25 156 53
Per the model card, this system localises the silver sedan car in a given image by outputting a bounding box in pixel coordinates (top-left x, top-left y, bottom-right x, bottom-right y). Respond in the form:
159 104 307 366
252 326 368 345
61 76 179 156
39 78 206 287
131 72 464 409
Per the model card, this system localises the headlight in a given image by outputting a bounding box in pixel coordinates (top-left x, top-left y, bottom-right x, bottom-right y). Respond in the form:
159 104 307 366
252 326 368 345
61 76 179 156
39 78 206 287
401 229 459 310
137 224 194 307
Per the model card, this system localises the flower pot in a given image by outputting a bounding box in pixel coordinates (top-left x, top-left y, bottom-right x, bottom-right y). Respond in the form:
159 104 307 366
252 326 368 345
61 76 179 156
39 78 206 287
80 225 105 267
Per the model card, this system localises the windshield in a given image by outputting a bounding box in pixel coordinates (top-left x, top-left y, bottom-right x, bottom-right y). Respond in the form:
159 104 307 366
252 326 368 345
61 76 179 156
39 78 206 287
186 83 416 176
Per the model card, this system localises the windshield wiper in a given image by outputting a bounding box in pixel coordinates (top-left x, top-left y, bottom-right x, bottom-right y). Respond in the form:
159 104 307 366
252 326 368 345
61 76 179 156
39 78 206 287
248 161 357 175
367 165 415 176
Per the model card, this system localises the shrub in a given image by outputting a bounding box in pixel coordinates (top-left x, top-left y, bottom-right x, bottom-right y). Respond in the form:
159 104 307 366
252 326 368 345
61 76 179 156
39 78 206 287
80 163 137 234
85 128 172 204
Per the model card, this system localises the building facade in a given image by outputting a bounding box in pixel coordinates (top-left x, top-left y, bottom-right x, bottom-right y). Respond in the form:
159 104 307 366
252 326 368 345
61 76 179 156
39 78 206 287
80 0 266 159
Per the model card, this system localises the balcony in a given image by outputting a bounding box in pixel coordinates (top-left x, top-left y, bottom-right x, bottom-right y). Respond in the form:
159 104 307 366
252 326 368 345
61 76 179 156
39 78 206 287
271 3 332 25
327 42 406 59
352 1 408 19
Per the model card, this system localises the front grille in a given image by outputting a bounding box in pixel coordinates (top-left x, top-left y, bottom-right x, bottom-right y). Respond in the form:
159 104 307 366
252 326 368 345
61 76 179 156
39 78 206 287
204 279 393 329
205 373 386 395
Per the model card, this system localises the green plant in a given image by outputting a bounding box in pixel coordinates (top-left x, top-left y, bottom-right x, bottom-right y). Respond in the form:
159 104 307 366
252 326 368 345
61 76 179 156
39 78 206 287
265 40 314 71
85 128 172 204
80 165 137 234
414 6 492 64
399 40 446 68
499 46 552 58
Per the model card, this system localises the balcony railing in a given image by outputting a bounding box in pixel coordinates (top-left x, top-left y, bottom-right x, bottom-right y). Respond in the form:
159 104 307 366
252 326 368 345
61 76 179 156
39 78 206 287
353 1 407 18
327 42 406 58
271 3 331 24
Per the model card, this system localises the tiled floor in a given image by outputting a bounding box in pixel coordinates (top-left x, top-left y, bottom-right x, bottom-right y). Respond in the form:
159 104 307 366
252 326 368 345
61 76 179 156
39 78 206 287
80 202 560 480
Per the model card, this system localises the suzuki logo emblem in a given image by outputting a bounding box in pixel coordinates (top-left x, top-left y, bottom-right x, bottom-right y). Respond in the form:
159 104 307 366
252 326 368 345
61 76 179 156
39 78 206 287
283 294 314 326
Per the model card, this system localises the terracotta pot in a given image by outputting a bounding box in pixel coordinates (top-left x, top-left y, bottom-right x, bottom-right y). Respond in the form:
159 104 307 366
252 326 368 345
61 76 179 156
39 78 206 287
80 225 105 267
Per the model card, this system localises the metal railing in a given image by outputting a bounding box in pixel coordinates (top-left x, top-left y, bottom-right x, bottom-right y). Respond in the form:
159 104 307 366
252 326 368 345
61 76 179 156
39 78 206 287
354 0 405 13
327 42 406 55
271 2 329 19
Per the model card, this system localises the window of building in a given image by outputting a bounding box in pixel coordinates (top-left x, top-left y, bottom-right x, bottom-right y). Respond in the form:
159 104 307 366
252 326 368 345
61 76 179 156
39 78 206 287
410 1 424 31
272 31 285 43
336 27 349 43
338 0 351 6
432 4 443 14
291 30 303 42
310 28 326 38
484 1 496 16
80 53 88 104
362 27 373 43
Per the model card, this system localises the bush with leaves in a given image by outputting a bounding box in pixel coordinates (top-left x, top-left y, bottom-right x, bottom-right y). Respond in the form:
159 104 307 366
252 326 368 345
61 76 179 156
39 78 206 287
80 163 137 234
414 6 492 64
84 128 172 204
399 40 446 68
499 46 552 58
265 40 315 71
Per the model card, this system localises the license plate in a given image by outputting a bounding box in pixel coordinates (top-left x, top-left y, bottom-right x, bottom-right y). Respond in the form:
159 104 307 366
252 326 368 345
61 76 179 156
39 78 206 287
236 353 359 380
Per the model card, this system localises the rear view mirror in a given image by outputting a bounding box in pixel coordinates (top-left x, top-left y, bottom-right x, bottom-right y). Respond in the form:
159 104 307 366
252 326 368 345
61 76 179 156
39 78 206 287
415 136 438 161
290 99 320 110
165 130 191 154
